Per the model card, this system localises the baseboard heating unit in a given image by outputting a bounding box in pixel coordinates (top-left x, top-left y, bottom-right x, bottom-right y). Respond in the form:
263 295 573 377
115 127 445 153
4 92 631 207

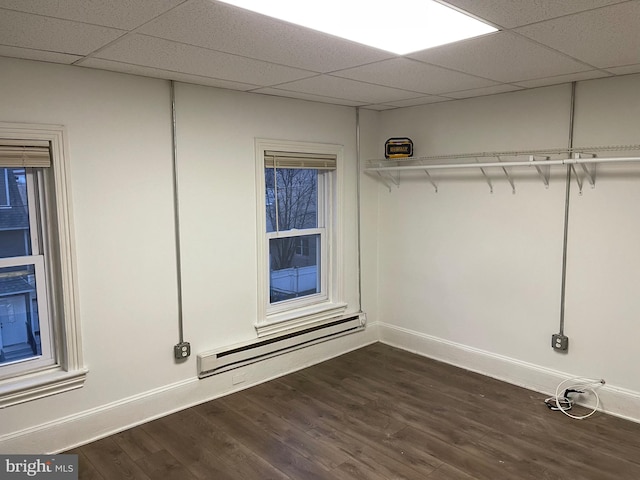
197 313 366 378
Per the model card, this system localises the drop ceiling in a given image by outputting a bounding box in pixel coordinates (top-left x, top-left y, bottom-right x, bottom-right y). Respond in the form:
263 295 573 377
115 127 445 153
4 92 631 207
1 0 639 110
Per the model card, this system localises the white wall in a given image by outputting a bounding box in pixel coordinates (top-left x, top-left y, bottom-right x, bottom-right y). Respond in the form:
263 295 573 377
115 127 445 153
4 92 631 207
375 76 640 421
174 82 365 347
2 55 638 452
0 57 376 453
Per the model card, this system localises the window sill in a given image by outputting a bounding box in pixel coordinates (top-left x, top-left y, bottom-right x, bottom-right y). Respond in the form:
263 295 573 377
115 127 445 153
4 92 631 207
256 302 347 338
0 367 88 409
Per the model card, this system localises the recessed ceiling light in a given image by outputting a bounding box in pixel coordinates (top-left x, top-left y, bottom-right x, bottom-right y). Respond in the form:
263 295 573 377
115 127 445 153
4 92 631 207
216 0 497 55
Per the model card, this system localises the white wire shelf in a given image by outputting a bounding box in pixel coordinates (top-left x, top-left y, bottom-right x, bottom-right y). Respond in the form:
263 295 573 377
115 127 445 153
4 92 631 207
365 144 640 193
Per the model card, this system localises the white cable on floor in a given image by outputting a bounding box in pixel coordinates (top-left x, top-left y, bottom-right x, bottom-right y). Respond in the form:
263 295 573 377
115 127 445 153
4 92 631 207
550 377 606 420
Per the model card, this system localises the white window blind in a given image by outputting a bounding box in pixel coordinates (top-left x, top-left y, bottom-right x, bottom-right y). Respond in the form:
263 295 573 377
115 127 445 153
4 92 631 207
0 140 51 168
265 150 337 170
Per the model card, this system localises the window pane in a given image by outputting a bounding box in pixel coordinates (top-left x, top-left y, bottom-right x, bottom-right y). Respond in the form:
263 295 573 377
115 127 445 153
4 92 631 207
265 168 317 232
265 168 277 233
0 264 41 365
0 168 31 258
0 169 9 206
269 234 320 303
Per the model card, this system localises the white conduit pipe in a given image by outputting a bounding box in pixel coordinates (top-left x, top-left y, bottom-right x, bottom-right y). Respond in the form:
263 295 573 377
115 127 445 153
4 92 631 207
367 156 640 172
355 107 363 312
170 80 186 346
559 81 576 342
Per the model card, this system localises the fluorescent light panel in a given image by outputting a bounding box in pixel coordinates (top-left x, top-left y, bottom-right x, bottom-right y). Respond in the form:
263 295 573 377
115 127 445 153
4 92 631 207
216 0 497 55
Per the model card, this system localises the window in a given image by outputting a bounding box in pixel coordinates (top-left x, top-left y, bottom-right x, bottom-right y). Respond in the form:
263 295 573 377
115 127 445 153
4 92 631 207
256 140 346 337
0 166 52 377
0 125 85 408
266 166 322 304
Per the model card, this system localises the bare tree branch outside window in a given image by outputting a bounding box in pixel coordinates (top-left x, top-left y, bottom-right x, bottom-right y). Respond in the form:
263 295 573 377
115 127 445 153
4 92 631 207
265 168 318 271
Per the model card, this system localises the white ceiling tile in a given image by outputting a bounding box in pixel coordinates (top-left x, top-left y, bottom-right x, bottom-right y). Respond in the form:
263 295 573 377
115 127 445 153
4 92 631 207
139 0 393 73
0 0 185 30
442 0 626 28
409 31 593 83
445 84 524 99
0 8 125 55
80 58 260 91
605 64 640 76
272 75 423 104
250 88 366 107
93 35 316 86
514 70 612 89
1 0 638 109
331 58 497 95
0 45 81 64
515 2 640 69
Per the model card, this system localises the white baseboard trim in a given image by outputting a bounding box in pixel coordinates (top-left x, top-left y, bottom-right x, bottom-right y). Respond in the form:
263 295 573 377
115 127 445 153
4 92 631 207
1 323 379 454
378 322 640 424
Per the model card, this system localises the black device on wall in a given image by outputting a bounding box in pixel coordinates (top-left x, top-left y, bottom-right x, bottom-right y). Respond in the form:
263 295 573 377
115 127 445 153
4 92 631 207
385 137 413 159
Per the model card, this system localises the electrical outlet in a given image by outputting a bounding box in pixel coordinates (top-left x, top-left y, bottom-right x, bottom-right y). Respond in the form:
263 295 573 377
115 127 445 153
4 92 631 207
174 341 191 360
552 334 569 352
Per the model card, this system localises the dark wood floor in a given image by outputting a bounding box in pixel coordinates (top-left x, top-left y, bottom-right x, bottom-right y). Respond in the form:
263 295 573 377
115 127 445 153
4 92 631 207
67 343 640 479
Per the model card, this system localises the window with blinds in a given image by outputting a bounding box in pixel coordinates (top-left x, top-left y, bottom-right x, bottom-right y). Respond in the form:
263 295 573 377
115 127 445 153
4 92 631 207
264 150 337 305
0 142 54 377
0 126 85 407
256 140 346 337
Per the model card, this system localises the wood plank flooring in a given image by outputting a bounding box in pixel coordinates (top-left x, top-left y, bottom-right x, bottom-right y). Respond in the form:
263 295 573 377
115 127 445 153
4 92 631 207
66 343 640 479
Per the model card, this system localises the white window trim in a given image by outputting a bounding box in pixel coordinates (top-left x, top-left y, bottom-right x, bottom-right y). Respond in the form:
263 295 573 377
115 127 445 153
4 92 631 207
0 122 86 408
255 138 346 338
0 169 10 207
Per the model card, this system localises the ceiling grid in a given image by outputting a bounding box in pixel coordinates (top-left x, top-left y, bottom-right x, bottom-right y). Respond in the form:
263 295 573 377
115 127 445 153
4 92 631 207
0 0 638 109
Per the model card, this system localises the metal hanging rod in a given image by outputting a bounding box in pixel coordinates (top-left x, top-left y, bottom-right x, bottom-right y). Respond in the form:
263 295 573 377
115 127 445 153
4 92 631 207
367 155 640 173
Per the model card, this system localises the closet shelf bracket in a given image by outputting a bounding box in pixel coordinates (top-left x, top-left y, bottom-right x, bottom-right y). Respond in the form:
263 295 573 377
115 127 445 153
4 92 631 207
423 169 438 193
498 156 515 194
476 158 493 193
571 154 597 195
530 155 551 188
375 170 398 192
